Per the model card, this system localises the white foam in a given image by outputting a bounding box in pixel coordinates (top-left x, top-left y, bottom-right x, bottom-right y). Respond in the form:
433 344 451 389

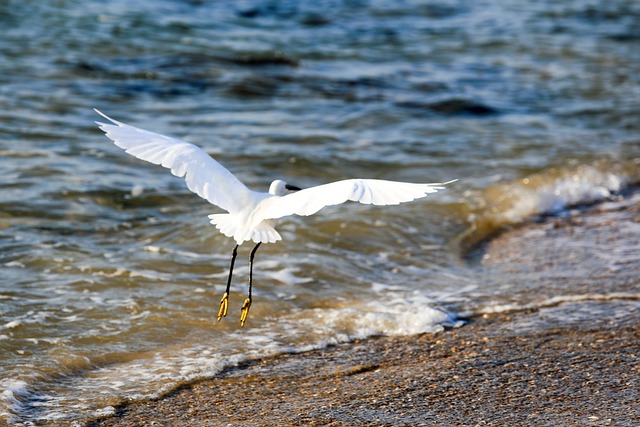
343 297 461 337
0 380 31 424
0 291 459 426
4 261 25 268
1 320 22 330
470 164 634 239
265 267 313 285
475 292 640 315
500 167 626 224
143 245 165 253
130 184 144 197
94 405 116 417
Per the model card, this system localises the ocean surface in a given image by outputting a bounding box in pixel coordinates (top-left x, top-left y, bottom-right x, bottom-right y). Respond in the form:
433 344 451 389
1 0 639 425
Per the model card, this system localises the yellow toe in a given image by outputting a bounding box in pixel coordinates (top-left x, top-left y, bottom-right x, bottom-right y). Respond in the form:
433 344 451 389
240 298 251 327
217 292 229 322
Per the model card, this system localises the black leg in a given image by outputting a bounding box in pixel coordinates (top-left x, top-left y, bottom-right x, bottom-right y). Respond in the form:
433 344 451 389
241 242 261 326
248 242 261 301
217 244 238 322
226 244 239 296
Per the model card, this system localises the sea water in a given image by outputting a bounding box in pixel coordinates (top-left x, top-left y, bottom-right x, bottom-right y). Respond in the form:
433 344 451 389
1 0 639 424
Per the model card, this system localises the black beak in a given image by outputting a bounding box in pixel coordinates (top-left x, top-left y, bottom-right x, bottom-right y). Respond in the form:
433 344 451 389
285 184 302 192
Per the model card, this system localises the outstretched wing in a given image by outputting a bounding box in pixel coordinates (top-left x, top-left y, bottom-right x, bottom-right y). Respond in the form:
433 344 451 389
261 178 456 219
95 109 251 214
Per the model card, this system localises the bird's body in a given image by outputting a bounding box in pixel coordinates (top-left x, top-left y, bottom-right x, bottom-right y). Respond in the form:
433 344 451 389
95 109 456 326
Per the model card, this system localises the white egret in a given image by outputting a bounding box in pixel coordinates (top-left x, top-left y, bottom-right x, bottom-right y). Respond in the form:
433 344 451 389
95 109 456 326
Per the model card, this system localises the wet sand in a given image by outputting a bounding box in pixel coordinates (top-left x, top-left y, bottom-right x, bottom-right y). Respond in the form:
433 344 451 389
89 191 640 427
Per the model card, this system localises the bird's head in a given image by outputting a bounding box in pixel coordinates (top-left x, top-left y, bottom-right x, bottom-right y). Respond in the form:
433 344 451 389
269 179 302 196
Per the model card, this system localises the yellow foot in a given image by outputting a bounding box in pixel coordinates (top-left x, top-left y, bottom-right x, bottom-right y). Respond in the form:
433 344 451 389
240 298 252 327
217 292 229 322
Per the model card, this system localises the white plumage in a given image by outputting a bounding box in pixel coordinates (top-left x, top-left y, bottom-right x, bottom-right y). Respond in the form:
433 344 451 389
95 109 456 325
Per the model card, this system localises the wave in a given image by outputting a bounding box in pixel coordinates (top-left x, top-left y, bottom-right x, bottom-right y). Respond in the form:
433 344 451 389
456 159 640 250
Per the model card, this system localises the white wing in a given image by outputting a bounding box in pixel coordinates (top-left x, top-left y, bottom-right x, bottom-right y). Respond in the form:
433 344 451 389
95 109 252 214
261 179 456 219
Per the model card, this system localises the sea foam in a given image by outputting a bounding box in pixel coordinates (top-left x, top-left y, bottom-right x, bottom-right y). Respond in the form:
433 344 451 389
460 160 639 249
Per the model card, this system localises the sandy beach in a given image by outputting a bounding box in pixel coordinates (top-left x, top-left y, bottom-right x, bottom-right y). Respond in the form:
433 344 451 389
89 191 640 427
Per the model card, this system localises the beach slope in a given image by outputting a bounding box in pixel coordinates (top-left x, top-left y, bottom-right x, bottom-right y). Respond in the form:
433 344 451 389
89 191 640 427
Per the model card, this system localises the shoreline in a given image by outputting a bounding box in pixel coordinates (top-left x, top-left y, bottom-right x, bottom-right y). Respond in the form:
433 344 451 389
88 308 639 427
89 191 639 427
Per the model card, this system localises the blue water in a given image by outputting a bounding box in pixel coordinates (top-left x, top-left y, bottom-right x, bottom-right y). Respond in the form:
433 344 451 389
1 0 639 424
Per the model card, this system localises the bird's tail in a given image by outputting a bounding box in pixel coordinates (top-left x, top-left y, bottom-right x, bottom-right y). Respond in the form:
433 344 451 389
208 214 282 244
208 214 237 240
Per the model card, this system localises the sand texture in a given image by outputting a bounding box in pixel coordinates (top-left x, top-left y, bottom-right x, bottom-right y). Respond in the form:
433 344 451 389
89 191 640 427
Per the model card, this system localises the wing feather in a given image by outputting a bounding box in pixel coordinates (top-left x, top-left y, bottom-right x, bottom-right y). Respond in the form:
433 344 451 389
95 109 251 214
261 179 456 220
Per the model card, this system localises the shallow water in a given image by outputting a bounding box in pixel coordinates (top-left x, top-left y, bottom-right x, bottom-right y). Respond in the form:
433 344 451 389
1 0 639 424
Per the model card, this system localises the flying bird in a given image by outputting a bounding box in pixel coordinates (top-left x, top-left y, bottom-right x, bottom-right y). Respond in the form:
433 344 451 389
95 109 456 326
